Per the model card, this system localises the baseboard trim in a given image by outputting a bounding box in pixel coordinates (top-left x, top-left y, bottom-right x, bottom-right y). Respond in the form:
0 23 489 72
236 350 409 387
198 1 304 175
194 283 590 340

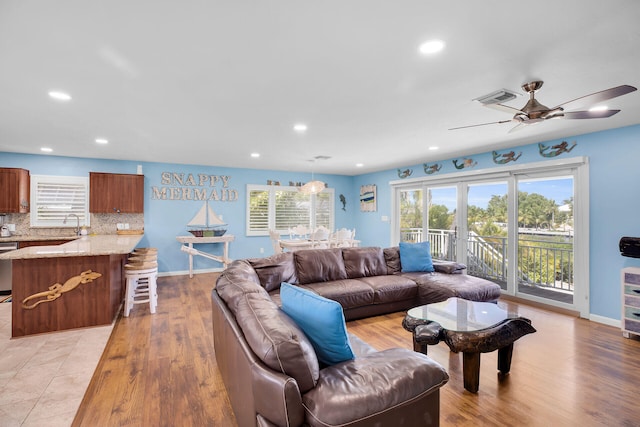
589 314 620 328
499 294 580 317
158 268 224 278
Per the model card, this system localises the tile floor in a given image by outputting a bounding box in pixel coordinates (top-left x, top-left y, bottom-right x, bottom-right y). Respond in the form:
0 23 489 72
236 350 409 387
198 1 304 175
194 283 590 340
0 302 113 426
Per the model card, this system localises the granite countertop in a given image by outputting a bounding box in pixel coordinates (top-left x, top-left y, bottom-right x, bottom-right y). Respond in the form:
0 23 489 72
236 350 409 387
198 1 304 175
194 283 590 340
0 234 144 260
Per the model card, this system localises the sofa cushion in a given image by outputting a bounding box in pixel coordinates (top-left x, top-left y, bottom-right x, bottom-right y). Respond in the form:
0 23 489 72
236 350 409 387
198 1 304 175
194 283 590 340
357 275 418 304
248 252 298 291
294 248 348 285
280 283 355 366
383 246 402 274
399 241 435 272
342 247 388 279
216 260 269 312
404 271 502 303
300 279 375 309
234 290 320 393
432 259 467 274
302 348 449 427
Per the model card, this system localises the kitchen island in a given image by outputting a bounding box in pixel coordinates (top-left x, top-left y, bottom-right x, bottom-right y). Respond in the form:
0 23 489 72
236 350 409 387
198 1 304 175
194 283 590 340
0 234 143 337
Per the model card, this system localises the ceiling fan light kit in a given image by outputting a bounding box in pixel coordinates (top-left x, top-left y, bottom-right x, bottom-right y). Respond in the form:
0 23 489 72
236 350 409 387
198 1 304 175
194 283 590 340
451 80 637 132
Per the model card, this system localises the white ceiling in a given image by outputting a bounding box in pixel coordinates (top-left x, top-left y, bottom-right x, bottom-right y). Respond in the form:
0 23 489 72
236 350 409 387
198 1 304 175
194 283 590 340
1 1 639 175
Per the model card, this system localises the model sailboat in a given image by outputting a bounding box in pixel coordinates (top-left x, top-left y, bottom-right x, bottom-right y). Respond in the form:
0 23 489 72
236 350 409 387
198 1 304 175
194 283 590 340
187 201 227 237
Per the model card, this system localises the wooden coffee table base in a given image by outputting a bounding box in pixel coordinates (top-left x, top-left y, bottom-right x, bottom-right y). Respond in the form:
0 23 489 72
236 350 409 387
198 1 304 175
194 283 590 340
403 316 536 393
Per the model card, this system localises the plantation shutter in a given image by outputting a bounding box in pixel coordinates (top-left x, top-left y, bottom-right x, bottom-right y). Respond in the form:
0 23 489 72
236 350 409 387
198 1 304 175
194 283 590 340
315 191 332 229
275 189 311 231
30 175 89 227
248 188 269 233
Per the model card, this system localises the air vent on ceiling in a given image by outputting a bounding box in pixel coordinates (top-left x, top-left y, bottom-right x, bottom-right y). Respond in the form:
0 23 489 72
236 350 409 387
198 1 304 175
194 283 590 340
473 89 520 105
314 155 331 160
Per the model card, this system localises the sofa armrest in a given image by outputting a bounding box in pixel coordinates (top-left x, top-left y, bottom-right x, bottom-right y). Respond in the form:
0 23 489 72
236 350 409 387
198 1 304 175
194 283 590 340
432 259 466 274
302 348 448 427
253 368 305 427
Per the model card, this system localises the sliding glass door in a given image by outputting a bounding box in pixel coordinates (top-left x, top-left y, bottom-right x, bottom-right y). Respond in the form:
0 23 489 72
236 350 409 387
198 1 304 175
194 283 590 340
392 158 587 316
465 182 509 290
516 176 574 305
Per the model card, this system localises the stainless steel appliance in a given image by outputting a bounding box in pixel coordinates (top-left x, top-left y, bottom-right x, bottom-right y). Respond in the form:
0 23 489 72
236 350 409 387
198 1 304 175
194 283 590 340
0 242 17 295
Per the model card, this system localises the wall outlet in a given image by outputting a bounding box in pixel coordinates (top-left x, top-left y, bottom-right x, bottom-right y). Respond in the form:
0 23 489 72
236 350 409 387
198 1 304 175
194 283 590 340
7 224 15 232
259 248 264 254
381 215 389 222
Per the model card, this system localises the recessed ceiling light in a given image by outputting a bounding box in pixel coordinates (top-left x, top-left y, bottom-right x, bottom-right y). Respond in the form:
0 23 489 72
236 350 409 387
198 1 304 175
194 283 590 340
41 147 53 152
419 39 445 55
589 105 608 112
251 152 260 158
429 146 439 150
95 138 108 144
293 123 308 133
356 163 364 168
48 91 72 101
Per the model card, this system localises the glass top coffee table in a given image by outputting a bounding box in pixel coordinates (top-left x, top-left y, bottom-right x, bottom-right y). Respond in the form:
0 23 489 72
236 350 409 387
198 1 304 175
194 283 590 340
403 297 536 393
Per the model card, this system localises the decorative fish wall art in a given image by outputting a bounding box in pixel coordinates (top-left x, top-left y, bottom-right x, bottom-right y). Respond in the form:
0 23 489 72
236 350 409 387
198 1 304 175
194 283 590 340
397 169 413 179
339 194 346 211
453 158 477 170
538 141 577 157
492 150 522 164
423 163 442 174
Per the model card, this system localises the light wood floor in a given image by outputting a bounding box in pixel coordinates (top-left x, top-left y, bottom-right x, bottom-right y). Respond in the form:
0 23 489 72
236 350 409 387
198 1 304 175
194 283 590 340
73 273 640 427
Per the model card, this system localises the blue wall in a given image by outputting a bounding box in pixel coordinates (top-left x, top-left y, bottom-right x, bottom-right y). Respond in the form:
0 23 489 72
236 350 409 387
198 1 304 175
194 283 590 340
0 153 356 273
3 123 640 320
351 124 640 320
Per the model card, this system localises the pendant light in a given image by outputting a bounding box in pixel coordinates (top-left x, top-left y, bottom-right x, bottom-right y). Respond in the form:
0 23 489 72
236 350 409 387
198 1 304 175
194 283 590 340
299 159 326 195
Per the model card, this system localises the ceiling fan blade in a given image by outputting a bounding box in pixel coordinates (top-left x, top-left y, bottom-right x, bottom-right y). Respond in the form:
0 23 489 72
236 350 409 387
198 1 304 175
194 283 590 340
562 110 621 119
483 103 524 115
552 85 637 111
449 119 512 131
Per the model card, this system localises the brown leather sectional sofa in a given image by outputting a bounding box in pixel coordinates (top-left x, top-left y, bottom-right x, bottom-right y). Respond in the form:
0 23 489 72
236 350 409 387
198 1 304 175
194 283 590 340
212 246 501 426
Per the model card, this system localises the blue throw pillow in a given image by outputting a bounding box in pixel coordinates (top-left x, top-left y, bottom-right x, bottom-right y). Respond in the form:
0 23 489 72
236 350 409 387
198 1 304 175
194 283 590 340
399 241 435 272
280 282 355 366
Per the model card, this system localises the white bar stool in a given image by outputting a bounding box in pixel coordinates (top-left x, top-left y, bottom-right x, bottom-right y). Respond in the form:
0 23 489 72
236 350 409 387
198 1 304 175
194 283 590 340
124 261 158 317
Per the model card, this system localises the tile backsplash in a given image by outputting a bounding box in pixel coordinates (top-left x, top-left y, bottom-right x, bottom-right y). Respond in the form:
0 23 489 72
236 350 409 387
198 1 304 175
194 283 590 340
1 213 144 237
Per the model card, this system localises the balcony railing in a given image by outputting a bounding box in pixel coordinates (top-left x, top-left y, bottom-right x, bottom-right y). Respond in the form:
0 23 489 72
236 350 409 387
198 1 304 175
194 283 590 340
400 228 574 296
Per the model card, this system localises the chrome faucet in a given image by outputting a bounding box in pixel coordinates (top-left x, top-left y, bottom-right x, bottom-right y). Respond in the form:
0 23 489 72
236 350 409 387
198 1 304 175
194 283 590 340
63 214 81 235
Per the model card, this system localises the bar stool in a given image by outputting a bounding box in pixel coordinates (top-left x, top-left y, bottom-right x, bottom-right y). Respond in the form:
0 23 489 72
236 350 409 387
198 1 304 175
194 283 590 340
124 260 158 317
132 247 158 255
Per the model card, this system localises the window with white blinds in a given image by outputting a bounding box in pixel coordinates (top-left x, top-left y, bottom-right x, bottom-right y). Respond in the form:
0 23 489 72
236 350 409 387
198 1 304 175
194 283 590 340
246 184 334 236
30 175 90 228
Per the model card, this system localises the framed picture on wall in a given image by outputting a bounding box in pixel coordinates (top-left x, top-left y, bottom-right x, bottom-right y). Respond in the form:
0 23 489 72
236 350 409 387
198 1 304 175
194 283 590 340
360 184 376 212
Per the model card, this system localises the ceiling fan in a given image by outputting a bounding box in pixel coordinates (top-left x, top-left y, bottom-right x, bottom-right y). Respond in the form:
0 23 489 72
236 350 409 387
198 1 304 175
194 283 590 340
450 81 637 133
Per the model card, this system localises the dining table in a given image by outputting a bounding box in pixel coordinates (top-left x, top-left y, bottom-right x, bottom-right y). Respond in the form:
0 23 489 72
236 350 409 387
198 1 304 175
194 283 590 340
279 238 360 251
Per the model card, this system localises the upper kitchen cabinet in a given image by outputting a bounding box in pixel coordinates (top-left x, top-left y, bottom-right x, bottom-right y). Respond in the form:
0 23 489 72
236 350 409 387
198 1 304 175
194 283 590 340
0 168 30 213
89 172 144 213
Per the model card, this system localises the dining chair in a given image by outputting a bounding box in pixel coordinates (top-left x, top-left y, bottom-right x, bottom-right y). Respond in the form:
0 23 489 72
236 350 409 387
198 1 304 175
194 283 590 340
289 225 310 239
269 229 283 254
309 227 330 248
332 228 354 247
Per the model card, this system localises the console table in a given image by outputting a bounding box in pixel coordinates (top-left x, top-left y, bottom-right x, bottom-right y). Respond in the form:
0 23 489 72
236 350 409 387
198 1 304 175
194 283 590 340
176 235 234 278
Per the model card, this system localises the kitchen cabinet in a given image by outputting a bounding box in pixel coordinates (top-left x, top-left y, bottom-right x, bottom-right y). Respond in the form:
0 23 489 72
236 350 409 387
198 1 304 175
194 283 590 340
0 168 30 213
90 172 144 213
